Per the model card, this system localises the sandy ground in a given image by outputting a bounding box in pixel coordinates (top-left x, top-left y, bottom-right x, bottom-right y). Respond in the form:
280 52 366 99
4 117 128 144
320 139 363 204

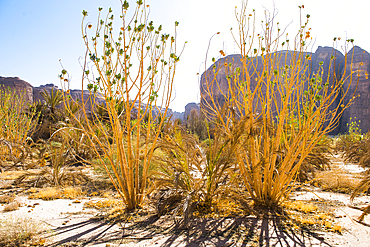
1 155 370 246
1 189 370 247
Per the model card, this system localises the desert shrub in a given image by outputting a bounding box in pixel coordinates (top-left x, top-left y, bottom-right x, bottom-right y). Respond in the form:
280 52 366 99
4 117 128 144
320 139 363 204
151 119 248 224
201 2 357 208
27 186 84 200
338 131 370 170
0 88 37 171
28 187 61 200
0 88 36 143
61 0 185 211
335 117 363 154
151 123 205 223
84 198 122 210
15 130 90 188
334 119 370 221
63 186 84 199
283 201 318 214
3 201 21 212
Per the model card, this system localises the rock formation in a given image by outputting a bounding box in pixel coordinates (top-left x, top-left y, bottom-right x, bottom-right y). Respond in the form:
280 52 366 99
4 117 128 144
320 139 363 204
184 103 200 121
0 76 33 104
200 46 370 134
0 79 184 120
340 46 370 133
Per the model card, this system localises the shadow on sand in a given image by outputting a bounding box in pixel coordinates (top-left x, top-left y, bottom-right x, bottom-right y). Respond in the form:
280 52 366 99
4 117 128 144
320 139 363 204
45 214 333 247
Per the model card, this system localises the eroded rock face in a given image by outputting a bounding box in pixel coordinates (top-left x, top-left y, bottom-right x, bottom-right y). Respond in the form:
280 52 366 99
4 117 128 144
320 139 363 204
200 50 312 121
340 46 370 133
0 76 33 104
184 102 200 121
311 46 345 134
200 46 370 134
170 110 184 121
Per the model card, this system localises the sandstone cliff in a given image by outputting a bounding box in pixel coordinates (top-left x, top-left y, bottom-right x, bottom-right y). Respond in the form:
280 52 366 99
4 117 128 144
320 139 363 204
184 102 200 121
340 46 370 133
0 76 33 104
200 46 370 134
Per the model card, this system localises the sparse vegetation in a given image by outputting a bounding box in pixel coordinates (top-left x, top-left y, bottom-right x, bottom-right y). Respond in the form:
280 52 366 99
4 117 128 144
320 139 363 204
1 0 369 245
0 216 46 247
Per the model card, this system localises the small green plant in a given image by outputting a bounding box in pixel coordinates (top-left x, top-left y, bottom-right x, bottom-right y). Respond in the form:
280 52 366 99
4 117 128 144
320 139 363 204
336 117 363 154
348 117 362 137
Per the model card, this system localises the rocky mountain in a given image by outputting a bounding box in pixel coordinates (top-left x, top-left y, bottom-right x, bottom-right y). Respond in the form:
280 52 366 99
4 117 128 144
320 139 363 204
200 46 370 134
0 78 185 120
4 43 369 134
0 76 33 104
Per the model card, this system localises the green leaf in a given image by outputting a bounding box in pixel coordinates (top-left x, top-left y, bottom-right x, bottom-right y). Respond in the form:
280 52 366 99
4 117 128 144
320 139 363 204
123 1 129 10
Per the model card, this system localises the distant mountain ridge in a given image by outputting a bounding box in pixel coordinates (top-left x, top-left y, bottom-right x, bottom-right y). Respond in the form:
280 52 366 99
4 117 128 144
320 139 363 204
3 44 369 132
0 77 185 120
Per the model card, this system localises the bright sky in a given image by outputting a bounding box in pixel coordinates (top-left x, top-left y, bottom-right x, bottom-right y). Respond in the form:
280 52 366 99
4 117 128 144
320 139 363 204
0 0 369 112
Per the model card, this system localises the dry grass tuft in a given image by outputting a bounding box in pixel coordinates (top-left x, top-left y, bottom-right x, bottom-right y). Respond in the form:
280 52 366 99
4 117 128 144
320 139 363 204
28 186 85 200
104 207 127 222
63 186 84 199
29 187 61 200
295 216 317 226
283 201 342 234
331 224 342 233
0 216 46 246
283 201 318 214
315 170 361 193
194 198 245 218
3 201 21 212
84 198 122 210
26 187 38 194
0 195 15 204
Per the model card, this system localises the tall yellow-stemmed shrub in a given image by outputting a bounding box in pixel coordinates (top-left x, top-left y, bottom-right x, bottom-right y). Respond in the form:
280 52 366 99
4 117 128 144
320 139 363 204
62 0 184 210
202 2 358 208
